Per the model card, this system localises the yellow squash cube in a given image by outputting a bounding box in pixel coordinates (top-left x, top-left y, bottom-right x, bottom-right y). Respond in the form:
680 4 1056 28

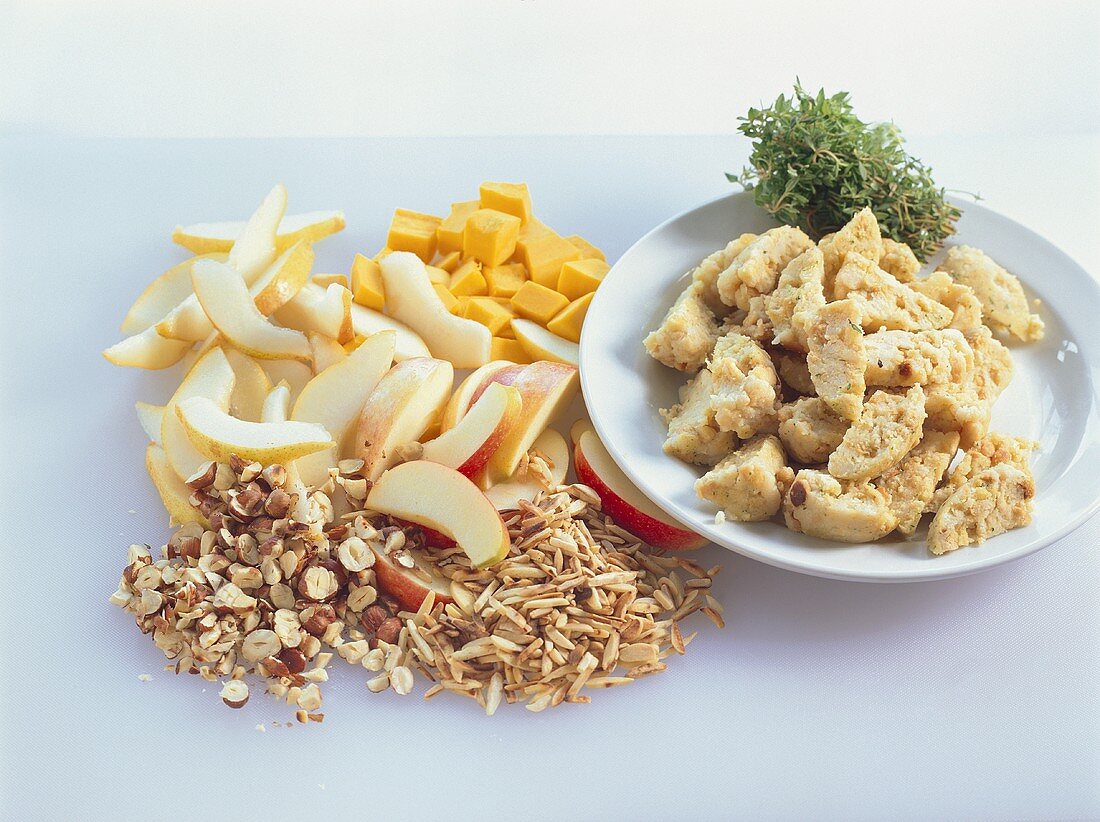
431 283 458 313
387 209 441 262
435 250 462 273
484 262 528 298
449 259 488 296
351 253 385 310
496 322 516 339
491 336 530 363
547 292 593 343
557 258 610 302
463 296 515 335
312 272 349 289
436 201 480 254
566 235 606 261
479 181 533 224
374 247 393 260
510 281 569 325
463 209 521 266
519 230 581 288
450 295 471 317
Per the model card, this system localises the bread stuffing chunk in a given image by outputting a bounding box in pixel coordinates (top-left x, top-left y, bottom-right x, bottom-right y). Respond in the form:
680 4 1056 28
707 332 781 438
833 252 953 332
924 328 1013 448
644 281 720 372
661 368 738 467
764 247 827 352
689 233 758 314
773 350 816 396
875 430 959 535
819 207 885 283
783 469 898 542
828 385 927 481
777 397 849 464
864 328 974 388
694 435 795 521
928 432 1037 512
908 271 984 333
938 246 1044 341
928 464 1035 555
807 298 866 421
716 225 814 311
878 237 921 282
739 294 774 345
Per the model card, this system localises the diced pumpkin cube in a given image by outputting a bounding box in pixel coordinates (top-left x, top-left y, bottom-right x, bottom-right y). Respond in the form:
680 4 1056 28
463 296 515 335
546 292 593 343
387 209 441 262
312 272 349 289
514 218 554 258
566 235 606 262
496 322 516 339
435 250 462 273
484 262 528 298
449 259 488 296
450 296 471 317
510 281 569 325
436 201 480 254
374 247 393 260
491 336 531 363
519 230 581 288
463 209 521 266
425 265 450 285
557 258 610 301
479 182 533 224
432 283 458 313
351 253 385 310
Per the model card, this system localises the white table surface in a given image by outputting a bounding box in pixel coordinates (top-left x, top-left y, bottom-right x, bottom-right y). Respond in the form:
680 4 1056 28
1 135 1097 821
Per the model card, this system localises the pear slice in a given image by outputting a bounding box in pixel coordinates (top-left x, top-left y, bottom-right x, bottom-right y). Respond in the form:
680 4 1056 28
176 396 334 464
308 332 347 374
173 209 344 255
135 402 166 443
161 346 236 479
191 258 312 363
511 318 579 367
120 253 226 334
146 443 207 527
261 382 292 423
275 282 353 344
103 326 193 370
349 300 430 362
223 346 272 422
226 183 287 283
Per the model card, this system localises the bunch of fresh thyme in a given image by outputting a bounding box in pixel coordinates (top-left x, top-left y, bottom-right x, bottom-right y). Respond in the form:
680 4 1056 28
730 83 962 261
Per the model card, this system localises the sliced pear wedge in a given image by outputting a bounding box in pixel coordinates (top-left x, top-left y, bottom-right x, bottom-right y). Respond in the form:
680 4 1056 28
511 318 579 367
176 396 334 464
250 240 315 315
120 253 226 334
261 382 292 423
103 326 193 370
349 300 430 362
173 209 344 255
275 282 354 344
226 183 287 283
191 258 312 363
135 402 166 443
223 346 272 421
146 443 208 527
308 332 348 373
161 346 236 479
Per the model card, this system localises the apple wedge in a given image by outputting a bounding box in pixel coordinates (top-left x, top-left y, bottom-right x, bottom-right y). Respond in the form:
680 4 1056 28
354 357 454 480
223 346 272 422
379 251 491 368
574 429 707 551
135 402 166 443
569 418 594 446
480 361 579 486
349 301 430 362
120 252 227 334
292 330 396 486
161 346 236 479
511 318 579 367
191 258 312 363
275 282 354 344
441 360 517 432
173 209 345 255
484 428 570 511
146 443 207 527
421 382 522 478
176 396 334 464
308 332 347 374
261 383 291 423
368 543 454 612
103 326 193 370
366 461 511 568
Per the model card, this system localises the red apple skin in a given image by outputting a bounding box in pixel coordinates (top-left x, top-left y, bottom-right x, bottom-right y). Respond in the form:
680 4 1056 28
574 442 707 552
467 363 525 409
392 518 456 549
427 385 523 479
368 543 454 612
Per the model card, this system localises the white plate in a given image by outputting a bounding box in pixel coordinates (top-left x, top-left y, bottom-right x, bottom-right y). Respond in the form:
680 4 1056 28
581 192 1100 582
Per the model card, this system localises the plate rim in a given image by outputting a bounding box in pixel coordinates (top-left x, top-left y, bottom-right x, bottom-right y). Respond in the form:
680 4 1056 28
580 190 1100 583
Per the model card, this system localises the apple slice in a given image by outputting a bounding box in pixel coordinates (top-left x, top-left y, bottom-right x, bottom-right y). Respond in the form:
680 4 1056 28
421 382 522 478
366 461 511 568
379 251 491 368
484 428 570 511
569 418 594 446
511 318 579 367
161 347 236 479
261 383 291 423
481 361 579 485
120 253 227 334
368 543 455 612
191 258 312 362
308 332 347 374
354 357 454 480
575 429 707 551
349 301 430 362
173 209 345 255
222 346 272 422
275 282 354 344
135 402 166 443
292 331 396 486
441 360 517 432
103 326 193 370
146 443 208 527
176 396 334 464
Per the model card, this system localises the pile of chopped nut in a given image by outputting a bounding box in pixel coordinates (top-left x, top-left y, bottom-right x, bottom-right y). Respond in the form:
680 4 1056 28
111 451 722 717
